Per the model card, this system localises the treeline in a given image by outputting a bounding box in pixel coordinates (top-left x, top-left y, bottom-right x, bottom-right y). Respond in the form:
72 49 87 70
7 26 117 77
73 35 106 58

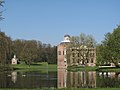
96 25 120 67
0 31 57 65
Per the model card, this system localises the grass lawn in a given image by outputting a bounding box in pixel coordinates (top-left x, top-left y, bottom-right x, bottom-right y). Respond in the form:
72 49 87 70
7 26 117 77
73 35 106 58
11 62 120 72
67 65 98 71
67 65 120 72
11 62 57 72
97 67 120 72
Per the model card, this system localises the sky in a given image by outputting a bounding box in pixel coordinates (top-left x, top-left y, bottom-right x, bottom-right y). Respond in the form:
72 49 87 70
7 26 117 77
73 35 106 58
0 0 120 45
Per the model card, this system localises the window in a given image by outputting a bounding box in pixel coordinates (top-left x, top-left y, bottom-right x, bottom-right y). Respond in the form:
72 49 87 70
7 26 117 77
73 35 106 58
72 53 75 57
87 60 89 63
58 51 61 55
91 58 93 63
63 51 64 55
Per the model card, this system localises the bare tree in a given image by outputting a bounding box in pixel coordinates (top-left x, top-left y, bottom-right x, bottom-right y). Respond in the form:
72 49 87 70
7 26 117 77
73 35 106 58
0 0 4 21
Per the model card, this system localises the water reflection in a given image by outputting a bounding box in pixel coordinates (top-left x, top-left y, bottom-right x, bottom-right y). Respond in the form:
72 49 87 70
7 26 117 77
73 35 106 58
11 71 17 83
1 70 120 89
98 72 116 78
57 69 96 88
97 72 120 88
0 71 57 89
57 69 120 88
57 69 67 88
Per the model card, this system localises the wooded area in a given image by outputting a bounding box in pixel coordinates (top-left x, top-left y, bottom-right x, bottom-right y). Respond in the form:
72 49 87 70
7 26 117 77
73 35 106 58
96 25 120 67
0 31 57 66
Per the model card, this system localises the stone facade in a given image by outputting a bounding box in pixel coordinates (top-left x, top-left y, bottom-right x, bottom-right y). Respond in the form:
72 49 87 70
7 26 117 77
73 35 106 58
57 35 96 68
69 46 96 66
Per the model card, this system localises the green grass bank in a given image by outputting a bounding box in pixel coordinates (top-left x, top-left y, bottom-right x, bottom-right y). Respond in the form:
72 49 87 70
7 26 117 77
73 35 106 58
67 65 120 72
11 62 57 72
11 62 120 72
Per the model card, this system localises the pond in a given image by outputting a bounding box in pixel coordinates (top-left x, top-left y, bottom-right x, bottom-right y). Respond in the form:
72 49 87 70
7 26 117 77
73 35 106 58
58 69 120 88
0 69 120 89
0 71 57 89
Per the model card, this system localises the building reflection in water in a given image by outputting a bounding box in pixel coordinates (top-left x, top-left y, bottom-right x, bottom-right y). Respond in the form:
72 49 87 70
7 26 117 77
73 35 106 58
57 69 96 88
11 71 17 83
98 72 116 78
57 69 67 88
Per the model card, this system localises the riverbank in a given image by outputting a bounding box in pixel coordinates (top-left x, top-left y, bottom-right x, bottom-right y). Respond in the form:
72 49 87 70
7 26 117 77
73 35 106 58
60 88 120 90
67 65 120 72
11 62 57 72
11 63 120 72
0 65 13 71
1 88 120 90
67 65 98 71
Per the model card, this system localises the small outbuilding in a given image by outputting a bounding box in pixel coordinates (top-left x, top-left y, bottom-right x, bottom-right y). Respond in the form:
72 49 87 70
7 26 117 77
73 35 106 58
11 55 18 64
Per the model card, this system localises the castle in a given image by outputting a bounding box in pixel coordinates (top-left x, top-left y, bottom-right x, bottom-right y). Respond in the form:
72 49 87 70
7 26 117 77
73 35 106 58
57 35 96 68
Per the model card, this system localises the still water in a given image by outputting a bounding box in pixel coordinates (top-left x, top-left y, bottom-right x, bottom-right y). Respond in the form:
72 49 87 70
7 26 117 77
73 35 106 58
0 69 120 89
58 69 120 88
0 71 57 89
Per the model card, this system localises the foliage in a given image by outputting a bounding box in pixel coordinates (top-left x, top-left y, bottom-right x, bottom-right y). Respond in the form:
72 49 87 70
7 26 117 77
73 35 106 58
0 31 12 65
0 31 57 67
0 0 4 20
70 33 96 47
97 25 120 66
66 33 96 65
12 40 38 65
12 40 57 65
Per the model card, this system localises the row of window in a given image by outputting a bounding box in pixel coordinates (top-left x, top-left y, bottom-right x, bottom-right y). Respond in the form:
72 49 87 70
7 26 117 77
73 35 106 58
71 49 95 52
70 59 94 63
58 51 65 55
72 53 95 57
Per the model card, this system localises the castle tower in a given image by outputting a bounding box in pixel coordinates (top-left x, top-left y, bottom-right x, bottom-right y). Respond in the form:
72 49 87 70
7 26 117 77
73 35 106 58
57 35 70 68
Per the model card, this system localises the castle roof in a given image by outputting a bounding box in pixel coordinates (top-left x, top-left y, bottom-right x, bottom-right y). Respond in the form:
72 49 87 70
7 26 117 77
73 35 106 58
64 34 70 38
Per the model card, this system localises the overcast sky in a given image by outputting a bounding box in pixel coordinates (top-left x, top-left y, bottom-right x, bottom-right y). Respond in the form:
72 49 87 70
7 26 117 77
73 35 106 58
0 0 120 45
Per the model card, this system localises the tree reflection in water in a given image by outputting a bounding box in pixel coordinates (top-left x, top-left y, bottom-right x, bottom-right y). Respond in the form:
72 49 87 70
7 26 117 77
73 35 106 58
0 71 57 89
0 70 120 89
57 69 96 88
57 69 120 88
